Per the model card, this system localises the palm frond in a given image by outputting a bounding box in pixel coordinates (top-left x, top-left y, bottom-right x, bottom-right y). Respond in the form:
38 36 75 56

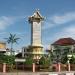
5 33 20 44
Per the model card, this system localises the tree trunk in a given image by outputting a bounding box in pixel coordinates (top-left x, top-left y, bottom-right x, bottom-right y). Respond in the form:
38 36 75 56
11 43 13 55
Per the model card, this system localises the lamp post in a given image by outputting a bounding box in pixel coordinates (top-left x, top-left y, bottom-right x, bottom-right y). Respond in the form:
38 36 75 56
67 54 72 71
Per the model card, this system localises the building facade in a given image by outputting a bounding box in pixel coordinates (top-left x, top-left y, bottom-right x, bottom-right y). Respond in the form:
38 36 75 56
0 42 6 53
51 38 75 63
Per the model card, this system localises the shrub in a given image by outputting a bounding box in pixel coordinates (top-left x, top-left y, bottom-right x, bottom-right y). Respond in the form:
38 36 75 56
25 57 33 65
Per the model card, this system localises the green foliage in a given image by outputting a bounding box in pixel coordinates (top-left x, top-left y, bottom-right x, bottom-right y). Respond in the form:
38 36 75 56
0 53 15 64
51 45 71 64
39 56 50 66
25 57 33 65
5 33 20 55
61 55 75 64
70 56 75 64
61 48 69 64
0 53 6 63
39 56 45 65
5 34 20 44
61 55 68 64
5 55 15 65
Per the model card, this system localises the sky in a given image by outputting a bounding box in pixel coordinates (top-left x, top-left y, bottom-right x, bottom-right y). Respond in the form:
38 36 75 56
0 0 75 51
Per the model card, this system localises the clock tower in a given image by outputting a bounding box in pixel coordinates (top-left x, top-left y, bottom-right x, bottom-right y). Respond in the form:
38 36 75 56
28 10 44 60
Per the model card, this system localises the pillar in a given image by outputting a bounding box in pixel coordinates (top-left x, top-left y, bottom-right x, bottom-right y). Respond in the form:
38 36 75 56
67 60 70 71
68 63 70 71
3 63 6 73
58 63 61 72
32 63 35 72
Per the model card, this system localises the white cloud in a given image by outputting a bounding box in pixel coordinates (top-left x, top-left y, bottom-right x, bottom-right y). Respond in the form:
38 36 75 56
52 25 75 41
42 12 75 49
62 25 75 38
0 16 25 30
0 16 15 30
43 12 75 49
43 25 75 49
51 12 75 24
43 12 75 30
64 25 75 33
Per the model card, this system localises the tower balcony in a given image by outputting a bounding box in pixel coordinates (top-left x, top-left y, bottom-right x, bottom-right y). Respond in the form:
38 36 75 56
32 52 44 54
24 52 44 54
32 44 43 47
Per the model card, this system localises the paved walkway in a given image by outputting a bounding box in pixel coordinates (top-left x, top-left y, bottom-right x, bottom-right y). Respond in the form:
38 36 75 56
0 71 75 75
0 72 50 75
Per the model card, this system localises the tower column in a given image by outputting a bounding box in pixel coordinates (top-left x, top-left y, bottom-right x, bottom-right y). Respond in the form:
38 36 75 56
28 10 44 60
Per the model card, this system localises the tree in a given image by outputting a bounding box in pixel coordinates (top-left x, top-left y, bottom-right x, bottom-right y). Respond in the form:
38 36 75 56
4 34 19 71
39 56 46 65
5 33 20 55
5 55 15 71
70 56 75 64
0 53 15 71
47 50 55 65
52 45 61 63
0 53 6 63
61 47 70 64
53 45 71 64
39 56 50 69
25 57 33 65
5 55 15 65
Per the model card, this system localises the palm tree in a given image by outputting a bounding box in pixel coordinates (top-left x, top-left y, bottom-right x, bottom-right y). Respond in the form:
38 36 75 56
5 33 20 55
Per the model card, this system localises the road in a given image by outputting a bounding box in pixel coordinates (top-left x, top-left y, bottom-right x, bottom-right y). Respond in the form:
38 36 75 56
0 71 75 75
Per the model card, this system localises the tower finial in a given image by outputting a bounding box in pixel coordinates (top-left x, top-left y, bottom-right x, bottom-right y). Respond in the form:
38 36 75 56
35 9 40 12
28 9 44 23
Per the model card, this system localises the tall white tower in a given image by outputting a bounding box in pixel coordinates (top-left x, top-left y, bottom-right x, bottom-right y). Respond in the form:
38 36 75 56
28 10 44 60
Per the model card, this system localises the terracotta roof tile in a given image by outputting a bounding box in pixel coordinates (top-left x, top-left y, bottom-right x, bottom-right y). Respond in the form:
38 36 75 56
52 38 75 45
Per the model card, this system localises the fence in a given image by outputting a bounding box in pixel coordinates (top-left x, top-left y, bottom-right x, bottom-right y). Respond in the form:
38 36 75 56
0 63 3 72
0 63 75 72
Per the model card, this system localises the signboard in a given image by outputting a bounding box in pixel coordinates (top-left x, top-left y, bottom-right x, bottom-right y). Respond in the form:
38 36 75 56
15 59 26 62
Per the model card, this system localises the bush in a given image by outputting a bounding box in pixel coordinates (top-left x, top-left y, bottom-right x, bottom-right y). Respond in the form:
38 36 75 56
25 57 33 65
0 53 15 64
39 56 50 69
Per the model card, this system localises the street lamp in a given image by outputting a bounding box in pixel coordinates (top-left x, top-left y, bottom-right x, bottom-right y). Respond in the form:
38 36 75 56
67 54 72 71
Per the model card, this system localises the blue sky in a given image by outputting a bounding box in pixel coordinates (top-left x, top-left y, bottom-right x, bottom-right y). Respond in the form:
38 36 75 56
0 0 75 50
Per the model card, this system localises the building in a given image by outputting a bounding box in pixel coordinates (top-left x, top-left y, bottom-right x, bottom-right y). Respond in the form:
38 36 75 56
22 46 31 58
51 37 75 63
28 10 44 60
0 41 6 53
52 38 75 46
5 48 15 56
22 10 44 60
0 41 15 55
51 37 75 51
